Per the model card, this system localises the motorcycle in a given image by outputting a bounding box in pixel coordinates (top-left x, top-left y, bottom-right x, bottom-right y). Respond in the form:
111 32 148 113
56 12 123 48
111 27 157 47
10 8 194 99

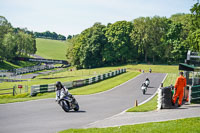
141 83 147 94
58 90 79 112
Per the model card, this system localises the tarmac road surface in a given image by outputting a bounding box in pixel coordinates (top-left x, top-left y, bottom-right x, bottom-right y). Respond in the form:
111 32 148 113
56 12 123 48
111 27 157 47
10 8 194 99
0 73 166 133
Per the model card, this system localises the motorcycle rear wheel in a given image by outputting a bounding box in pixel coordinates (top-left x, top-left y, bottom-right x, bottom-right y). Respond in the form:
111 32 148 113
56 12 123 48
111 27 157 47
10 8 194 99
143 89 146 94
74 103 79 111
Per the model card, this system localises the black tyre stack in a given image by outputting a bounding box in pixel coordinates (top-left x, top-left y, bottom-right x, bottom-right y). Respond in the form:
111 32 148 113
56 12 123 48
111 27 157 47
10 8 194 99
161 86 173 109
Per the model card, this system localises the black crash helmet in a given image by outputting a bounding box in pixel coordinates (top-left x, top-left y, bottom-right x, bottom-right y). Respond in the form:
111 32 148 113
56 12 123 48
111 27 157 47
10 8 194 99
56 81 63 88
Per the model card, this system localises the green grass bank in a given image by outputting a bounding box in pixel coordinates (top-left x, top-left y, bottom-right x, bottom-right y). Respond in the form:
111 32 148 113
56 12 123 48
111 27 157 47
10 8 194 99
59 117 200 133
36 38 71 60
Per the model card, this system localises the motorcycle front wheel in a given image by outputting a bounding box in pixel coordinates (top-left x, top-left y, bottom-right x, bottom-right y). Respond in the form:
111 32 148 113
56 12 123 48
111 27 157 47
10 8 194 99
61 100 70 112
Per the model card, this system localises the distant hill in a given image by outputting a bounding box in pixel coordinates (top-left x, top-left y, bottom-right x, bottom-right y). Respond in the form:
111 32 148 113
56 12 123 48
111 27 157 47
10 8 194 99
36 38 71 60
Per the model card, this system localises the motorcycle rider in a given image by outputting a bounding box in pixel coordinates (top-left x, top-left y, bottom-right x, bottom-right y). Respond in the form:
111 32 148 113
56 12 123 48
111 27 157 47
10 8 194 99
149 68 152 73
145 77 150 82
172 72 187 107
55 81 70 101
145 77 150 86
141 82 147 88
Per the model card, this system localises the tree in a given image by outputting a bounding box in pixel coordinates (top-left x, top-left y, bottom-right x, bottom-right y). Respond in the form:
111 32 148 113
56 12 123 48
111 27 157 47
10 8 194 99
190 1 200 30
66 22 107 68
34 31 66 40
188 29 200 51
67 35 72 40
0 16 37 60
0 16 12 59
1 32 17 60
164 22 184 63
188 1 200 52
104 21 134 64
148 16 169 63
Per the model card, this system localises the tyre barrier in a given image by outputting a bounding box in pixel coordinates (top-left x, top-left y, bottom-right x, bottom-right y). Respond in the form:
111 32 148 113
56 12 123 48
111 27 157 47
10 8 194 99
157 85 200 109
157 86 173 109
190 85 200 103
31 68 126 96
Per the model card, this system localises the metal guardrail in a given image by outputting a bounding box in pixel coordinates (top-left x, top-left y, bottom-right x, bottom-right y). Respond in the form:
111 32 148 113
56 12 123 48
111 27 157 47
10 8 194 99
191 85 200 102
0 64 57 77
31 68 126 96
0 70 8 73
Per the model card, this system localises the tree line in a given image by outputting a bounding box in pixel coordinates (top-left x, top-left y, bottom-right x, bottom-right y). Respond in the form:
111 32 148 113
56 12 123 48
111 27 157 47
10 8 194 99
34 31 66 41
66 2 200 69
0 16 37 61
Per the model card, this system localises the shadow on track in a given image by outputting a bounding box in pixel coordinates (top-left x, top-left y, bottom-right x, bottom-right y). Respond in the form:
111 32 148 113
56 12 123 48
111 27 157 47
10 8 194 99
67 110 87 113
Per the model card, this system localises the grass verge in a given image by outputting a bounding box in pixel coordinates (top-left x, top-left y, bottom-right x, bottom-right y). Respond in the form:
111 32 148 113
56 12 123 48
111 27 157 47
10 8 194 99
127 95 158 112
59 117 200 133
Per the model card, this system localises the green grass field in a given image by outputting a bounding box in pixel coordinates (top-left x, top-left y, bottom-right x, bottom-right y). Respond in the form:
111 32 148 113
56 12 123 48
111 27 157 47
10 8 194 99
0 60 38 70
59 117 200 133
36 38 71 60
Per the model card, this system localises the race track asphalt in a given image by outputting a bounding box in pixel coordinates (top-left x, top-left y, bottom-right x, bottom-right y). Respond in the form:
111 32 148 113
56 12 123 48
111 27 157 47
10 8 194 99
0 73 166 133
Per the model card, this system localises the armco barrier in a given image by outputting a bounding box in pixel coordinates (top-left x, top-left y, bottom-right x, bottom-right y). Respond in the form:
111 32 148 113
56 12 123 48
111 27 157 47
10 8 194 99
14 64 55 75
31 83 55 96
63 81 73 88
73 80 85 87
31 68 126 96
190 85 200 103
157 88 162 109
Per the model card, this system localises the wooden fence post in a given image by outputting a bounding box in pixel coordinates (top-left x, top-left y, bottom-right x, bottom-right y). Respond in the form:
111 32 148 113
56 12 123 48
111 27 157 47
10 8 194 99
13 86 15 96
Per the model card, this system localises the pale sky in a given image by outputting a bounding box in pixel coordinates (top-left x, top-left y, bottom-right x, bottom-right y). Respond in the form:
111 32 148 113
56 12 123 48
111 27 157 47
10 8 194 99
0 0 196 37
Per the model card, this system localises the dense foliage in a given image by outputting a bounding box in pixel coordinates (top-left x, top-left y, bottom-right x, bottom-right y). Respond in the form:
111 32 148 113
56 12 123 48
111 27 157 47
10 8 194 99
0 16 37 61
34 31 66 40
66 2 200 68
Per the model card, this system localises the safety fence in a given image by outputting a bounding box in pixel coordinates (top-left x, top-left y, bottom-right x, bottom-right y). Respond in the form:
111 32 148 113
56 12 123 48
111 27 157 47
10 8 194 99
0 88 14 96
190 85 200 103
0 70 7 77
0 74 6 77
31 68 126 96
0 85 28 96
0 70 8 72
0 70 8 77
0 64 58 77
13 64 55 75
